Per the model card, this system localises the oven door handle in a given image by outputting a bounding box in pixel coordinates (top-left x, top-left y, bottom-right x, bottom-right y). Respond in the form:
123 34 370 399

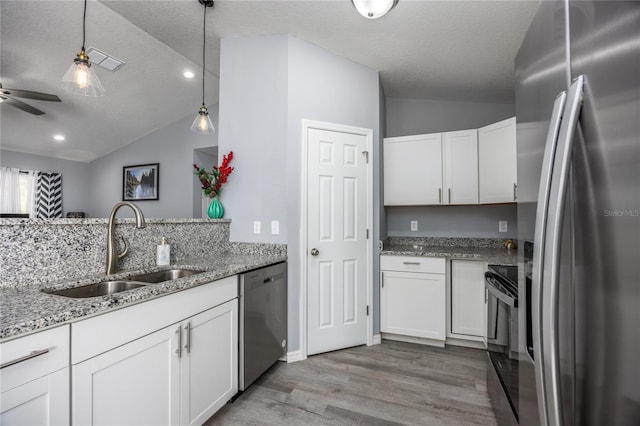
485 273 516 307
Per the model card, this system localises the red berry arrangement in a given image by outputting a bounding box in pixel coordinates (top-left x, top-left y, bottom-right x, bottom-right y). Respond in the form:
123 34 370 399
193 151 234 199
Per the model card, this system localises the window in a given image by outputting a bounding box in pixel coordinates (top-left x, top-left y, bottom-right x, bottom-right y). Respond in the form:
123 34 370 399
0 167 36 217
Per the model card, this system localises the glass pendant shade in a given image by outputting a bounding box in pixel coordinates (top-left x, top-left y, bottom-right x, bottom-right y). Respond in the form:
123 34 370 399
59 51 105 97
190 105 214 134
352 0 397 19
192 0 215 135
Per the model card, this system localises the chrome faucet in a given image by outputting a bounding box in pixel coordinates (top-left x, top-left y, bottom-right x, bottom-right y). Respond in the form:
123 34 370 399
106 201 146 275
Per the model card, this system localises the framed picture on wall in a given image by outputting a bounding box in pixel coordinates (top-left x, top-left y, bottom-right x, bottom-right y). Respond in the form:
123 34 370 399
123 163 159 201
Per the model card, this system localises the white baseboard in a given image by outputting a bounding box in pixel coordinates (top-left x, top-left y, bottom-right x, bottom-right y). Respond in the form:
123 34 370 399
285 350 305 363
381 332 445 348
445 337 486 350
372 334 382 345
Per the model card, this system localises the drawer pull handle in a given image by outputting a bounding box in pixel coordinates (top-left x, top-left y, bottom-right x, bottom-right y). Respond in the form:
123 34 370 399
402 262 421 265
0 348 50 369
185 322 191 354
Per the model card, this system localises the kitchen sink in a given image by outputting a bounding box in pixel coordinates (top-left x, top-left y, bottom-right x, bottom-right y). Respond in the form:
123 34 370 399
43 281 147 298
127 269 205 284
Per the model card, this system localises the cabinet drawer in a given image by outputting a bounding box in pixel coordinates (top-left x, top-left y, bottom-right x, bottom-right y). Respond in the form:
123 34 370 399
380 256 445 274
1 325 69 392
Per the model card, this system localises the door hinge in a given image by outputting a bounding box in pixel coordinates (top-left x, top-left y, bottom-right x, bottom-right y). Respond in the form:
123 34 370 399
366 229 370 239
362 150 369 164
366 305 370 316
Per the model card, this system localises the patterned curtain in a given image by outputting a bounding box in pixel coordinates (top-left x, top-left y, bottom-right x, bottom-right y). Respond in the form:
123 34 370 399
35 172 63 218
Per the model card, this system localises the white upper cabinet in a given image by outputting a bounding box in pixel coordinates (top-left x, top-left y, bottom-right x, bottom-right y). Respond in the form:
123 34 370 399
478 117 517 203
383 133 443 206
443 129 479 205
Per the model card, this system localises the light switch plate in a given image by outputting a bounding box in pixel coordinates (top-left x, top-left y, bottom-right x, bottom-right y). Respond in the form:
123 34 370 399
271 220 280 235
499 221 508 233
410 220 418 232
253 221 261 234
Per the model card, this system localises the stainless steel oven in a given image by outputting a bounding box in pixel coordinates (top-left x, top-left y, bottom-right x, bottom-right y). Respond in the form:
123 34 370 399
485 264 519 426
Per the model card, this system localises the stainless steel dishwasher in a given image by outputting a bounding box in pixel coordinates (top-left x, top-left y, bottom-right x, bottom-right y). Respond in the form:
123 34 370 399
239 261 287 391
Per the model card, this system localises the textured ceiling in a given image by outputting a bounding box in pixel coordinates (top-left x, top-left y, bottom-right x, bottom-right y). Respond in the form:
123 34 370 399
0 0 539 162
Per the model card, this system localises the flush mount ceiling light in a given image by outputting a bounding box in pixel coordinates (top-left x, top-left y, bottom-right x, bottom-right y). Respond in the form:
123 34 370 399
59 0 105 96
352 0 398 19
183 71 195 79
53 134 66 142
190 0 215 134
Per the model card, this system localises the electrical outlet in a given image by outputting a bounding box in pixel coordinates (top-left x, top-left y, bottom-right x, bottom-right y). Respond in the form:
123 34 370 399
253 221 261 234
271 220 280 235
499 221 508 233
411 220 418 232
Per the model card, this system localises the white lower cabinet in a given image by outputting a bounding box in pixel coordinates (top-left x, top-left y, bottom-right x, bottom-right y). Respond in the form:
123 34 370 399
73 300 237 426
380 256 446 342
450 260 486 338
73 324 180 425
180 301 238 426
71 275 239 426
0 325 70 426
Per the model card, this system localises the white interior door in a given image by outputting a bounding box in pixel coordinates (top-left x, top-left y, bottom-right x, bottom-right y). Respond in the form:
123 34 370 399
307 126 369 356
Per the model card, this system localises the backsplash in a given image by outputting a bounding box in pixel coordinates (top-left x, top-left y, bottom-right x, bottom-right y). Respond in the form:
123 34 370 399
384 236 512 249
0 218 231 288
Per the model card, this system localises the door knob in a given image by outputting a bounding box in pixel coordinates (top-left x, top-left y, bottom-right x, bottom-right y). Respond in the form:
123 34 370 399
310 248 319 256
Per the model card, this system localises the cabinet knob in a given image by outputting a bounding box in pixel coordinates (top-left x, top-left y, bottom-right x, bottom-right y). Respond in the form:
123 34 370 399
310 248 319 256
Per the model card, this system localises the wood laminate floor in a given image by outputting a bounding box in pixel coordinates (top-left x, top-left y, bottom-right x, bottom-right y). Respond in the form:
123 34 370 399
205 340 498 426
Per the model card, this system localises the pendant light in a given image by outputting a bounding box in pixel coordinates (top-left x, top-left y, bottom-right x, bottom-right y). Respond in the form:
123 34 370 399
352 0 398 19
191 0 215 134
59 0 105 97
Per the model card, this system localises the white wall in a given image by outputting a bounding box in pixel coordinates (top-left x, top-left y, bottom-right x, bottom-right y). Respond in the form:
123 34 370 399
217 35 289 243
386 97 514 137
218 34 381 353
387 204 517 238
88 106 219 218
384 97 517 239
287 36 382 346
0 149 90 215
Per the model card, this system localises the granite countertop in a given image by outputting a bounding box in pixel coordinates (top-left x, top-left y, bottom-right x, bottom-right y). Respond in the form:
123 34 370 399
0 251 286 341
381 244 517 266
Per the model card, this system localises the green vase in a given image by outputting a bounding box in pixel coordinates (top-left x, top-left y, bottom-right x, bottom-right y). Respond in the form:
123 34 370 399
207 197 224 219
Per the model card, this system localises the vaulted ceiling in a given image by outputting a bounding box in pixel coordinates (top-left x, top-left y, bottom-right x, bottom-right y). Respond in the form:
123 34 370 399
0 0 539 162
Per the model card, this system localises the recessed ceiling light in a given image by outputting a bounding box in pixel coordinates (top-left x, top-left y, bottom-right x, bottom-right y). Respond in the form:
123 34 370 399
183 71 195 79
53 134 66 142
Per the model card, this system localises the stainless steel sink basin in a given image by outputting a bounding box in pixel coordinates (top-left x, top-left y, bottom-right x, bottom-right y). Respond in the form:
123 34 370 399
43 281 147 298
127 269 205 284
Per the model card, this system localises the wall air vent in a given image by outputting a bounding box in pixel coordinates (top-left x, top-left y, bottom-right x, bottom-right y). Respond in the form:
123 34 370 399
85 47 125 72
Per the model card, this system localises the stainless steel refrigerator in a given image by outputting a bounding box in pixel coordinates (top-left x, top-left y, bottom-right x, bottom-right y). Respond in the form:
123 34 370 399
516 1 639 425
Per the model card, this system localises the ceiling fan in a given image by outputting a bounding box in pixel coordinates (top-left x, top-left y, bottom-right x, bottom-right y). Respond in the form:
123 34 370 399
0 82 61 116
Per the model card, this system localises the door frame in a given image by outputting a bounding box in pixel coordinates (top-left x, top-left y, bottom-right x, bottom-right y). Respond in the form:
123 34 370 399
300 119 374 360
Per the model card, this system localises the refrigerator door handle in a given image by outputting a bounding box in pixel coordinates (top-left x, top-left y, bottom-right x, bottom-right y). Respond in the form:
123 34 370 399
531 89 567 426
541 75 585 426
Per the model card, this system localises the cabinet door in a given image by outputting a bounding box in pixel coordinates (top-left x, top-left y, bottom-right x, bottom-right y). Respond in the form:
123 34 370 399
443 129 478 205
383 133 443 205
73 325 180 425
478 117 517 203
450 260 486 337
381 271 445 340
180 300 238 426
0 368 69 426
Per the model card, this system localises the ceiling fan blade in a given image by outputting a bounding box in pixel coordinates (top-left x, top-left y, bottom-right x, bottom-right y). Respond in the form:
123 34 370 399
1 88 61 102
1 96 46 115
